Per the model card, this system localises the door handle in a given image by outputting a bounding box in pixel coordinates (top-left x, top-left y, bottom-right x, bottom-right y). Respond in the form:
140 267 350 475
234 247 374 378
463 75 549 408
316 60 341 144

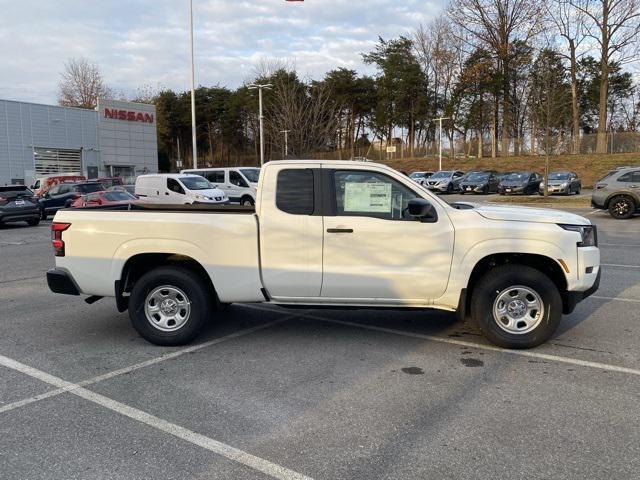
327 228 353 233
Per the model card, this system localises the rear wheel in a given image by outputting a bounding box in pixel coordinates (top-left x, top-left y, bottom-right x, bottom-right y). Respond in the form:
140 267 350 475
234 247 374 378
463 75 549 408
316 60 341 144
608 195 635 220
469 265 562 349
128 266 211 346
40 208 47 220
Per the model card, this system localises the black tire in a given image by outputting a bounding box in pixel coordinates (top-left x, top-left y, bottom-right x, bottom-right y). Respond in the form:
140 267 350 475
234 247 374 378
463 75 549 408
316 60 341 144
27 218 40 226
128 266 211 346
40 208 47 220
499 192 505 196
240 196 255 206
576 186 581 195
608 195 635 220
469 265 562 349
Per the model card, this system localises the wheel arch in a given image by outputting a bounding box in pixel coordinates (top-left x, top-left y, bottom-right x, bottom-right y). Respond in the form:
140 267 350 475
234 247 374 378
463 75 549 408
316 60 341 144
115 252 219 312
462 253 571 319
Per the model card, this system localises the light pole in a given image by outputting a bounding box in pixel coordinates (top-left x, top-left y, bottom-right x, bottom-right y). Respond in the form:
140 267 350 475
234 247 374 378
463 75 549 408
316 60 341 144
433 117 450 171
189 0 198 169
248 83 272 166
280 130 290 158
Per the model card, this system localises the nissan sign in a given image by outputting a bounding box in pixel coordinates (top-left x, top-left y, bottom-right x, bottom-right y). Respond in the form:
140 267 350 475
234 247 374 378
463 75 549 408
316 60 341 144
104 108 154 124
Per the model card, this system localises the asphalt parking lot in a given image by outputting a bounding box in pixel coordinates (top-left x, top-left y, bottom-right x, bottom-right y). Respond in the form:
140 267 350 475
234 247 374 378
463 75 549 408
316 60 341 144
1 207 639 480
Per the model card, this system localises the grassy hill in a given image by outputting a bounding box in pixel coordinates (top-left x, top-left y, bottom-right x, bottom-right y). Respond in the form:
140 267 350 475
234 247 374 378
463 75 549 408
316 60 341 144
382 152 640 188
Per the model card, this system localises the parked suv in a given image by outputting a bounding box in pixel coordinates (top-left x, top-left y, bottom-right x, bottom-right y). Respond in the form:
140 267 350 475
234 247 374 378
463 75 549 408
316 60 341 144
592 167 640 219
38 182 104 219
0 185 40 226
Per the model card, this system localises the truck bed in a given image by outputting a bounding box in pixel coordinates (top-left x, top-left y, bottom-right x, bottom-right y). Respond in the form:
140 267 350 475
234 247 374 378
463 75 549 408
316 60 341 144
53 205 264 303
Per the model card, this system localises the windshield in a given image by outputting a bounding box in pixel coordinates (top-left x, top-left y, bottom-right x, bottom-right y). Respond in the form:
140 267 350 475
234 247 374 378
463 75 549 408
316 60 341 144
548 173 570 180
505 173 529 181
77 184 103 194
179 176 214 191
240 168 260 183
467 172 490 181
430 171 453 179
103 191 135 201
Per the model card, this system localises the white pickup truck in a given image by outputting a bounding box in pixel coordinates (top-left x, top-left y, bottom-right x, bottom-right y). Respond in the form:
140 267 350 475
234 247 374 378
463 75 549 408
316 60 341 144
47 160 600 349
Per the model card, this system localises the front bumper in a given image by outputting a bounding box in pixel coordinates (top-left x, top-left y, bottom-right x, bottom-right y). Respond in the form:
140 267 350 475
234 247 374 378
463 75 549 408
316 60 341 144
499 186 525 194
539 185 569 194
47 268 80 296
425 184 449 192
460 184 486 193
563 268 601 314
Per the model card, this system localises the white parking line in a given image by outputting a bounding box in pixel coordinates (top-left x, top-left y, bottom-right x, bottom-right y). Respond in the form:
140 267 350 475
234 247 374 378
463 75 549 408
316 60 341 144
0 354 312 480
244 306 640 378
602 263 640 268
592 295 640 304
0 316 291 414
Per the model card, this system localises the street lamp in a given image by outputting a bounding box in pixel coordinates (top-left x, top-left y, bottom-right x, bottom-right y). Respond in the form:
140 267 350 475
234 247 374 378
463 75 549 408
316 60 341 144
432 117 450 171
189 0 198 169
248 83 272 166
280 130 290 158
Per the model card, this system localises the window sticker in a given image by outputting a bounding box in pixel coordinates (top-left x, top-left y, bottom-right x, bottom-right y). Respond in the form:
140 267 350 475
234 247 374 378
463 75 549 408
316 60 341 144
344 182 392 212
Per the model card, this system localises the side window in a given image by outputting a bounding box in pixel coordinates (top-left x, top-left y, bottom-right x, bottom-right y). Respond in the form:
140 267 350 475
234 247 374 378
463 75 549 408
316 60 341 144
167 178 185 195
206 171 225 184
85 193 98 202
230 171 249 188
618 171 640 182
58 185 72 195
49 186 60 196
276 169 314 215
334 170 418 221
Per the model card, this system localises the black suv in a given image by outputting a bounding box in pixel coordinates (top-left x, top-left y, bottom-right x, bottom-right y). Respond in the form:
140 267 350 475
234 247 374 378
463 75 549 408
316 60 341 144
0 185 40 226
38 182 103 219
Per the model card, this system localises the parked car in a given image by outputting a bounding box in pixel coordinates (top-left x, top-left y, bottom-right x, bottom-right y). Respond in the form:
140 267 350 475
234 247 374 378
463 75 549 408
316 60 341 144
539 172 581 195
38 182 104 219
409 171 434 185
0 185 40 226
423 170 465 193
135 174 228 205
108 185 137 196
47 160 600 350
498 172 542 195
97 177 124 189
459 171 500 194
592 167 640 219
31 175 86 198
70 190 137 208
451 172 469 192
181 167 259 205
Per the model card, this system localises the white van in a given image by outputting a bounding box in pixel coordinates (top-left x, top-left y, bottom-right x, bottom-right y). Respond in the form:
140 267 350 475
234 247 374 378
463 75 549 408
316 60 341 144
135 174 228 205
180 167 259 206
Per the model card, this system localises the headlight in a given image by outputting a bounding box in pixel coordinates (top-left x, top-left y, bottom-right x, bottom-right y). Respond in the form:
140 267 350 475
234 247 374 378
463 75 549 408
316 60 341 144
561 182 568 188
195 194 206 200
559 224 597 247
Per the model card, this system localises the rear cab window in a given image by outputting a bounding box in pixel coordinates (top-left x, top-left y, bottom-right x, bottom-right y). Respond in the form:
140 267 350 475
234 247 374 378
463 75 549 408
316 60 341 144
276 169 314 215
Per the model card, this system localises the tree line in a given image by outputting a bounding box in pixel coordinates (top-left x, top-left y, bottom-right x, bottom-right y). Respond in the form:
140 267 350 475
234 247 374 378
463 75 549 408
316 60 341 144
58 0 640 169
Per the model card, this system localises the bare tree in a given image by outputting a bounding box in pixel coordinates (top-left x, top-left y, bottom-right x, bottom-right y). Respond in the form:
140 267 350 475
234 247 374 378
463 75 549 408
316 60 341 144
58 58 112 109
571 0 640 153
448 0 544 157
547 0 587 154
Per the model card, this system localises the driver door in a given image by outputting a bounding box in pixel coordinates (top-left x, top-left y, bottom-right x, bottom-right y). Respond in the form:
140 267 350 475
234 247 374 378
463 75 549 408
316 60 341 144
321 169 455 303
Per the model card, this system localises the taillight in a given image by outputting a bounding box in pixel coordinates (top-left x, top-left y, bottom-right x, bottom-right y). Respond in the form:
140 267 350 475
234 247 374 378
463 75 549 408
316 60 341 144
51 222 71 257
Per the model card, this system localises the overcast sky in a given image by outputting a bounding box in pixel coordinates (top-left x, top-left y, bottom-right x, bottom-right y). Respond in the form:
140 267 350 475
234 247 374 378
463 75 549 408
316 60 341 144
0 0 446 105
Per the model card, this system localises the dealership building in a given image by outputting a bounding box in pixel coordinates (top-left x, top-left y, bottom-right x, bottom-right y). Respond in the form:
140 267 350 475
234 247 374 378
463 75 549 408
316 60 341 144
0 98 158 186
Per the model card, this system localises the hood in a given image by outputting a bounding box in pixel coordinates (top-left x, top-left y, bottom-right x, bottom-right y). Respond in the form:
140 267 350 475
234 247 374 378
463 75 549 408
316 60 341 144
195 188 226 198
500 180 528 186
473 204 590 225
462 180 487 186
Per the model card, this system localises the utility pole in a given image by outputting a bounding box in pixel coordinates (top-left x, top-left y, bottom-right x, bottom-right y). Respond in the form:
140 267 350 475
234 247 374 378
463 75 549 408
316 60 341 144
280 130 290 158
189 0 198 169
248 84 272 166
433 117 450 171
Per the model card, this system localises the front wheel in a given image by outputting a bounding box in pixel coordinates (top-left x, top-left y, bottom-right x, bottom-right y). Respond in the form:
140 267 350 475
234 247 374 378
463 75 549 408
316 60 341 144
469 265 562 349
241 196 255 206
128 266 211 346
608 195 635 220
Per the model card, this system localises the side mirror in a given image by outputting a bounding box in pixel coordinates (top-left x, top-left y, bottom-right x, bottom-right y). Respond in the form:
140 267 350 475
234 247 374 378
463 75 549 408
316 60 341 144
408 198 437 222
